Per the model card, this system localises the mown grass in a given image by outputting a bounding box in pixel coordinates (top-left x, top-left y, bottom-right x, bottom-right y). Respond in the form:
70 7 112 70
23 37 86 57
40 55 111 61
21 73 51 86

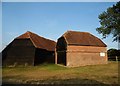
2 61 119 85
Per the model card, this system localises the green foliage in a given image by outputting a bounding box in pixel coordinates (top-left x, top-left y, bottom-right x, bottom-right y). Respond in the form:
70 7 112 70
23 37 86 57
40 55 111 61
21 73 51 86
107 48 118 57
96 2 120 42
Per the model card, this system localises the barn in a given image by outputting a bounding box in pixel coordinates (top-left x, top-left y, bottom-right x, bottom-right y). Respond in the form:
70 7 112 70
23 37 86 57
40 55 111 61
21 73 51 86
2 31 56 66
56 31 108 67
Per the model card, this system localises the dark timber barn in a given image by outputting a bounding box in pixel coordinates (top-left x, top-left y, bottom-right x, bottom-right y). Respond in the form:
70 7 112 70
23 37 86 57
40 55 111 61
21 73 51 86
2 31 56 66
56 31 108 67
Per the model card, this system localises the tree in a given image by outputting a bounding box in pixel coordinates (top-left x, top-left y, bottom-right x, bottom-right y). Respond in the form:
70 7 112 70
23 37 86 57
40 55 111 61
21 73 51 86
107 48 118 57
107 48 120 61
96 2 120 42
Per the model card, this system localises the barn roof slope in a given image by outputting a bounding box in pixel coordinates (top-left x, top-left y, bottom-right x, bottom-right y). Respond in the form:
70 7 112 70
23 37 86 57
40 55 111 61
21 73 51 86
62 30 107 47
16 31 56 51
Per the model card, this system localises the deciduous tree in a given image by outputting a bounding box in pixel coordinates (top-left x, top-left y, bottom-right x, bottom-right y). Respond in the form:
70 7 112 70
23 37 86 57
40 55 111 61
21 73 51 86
96 2 120 42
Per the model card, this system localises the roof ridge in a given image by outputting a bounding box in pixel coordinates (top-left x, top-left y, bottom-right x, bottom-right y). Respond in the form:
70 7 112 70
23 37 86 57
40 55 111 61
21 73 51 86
26 31 31 38
62 30 90 37
16 31 56 43
66 30 90 33
60 30 107 47
29 31 56 43
68 30 90 34
16 31 31 39
62 30 69 36
16 31 56 51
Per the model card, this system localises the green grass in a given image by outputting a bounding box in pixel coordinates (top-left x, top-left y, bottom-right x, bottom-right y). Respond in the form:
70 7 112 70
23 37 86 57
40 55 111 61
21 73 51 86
2 61 119 85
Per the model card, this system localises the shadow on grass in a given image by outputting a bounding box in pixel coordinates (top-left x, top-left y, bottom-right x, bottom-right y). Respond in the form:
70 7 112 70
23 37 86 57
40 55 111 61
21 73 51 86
2 76 117 86
25 78 106 85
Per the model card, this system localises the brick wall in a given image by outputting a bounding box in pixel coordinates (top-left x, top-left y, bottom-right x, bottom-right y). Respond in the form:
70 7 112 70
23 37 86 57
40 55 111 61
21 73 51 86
66 45 108 67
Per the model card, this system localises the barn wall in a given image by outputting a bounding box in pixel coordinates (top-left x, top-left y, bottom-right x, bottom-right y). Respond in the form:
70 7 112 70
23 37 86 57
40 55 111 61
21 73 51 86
66 45 108 67
35 49 55 65
2 39 35 66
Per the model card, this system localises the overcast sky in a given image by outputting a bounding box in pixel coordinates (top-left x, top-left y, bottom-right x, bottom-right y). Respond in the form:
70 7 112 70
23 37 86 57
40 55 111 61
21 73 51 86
1 2 118 52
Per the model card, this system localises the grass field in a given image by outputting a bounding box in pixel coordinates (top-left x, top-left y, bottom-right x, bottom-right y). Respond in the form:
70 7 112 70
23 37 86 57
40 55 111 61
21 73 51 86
2 61 119 85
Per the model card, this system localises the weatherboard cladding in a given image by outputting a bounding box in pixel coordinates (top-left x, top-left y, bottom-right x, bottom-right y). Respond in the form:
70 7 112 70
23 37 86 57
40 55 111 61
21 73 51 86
2 39 35 66
2 31 56 66
62 31 107 47
16 31 56 51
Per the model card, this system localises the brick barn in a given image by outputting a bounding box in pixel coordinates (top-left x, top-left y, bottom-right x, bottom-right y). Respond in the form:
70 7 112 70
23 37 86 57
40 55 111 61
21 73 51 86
56 31 107 67
2 31 56 66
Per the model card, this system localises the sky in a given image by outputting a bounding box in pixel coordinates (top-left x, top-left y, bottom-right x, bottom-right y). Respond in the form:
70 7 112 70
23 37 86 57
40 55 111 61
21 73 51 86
1 2 119 52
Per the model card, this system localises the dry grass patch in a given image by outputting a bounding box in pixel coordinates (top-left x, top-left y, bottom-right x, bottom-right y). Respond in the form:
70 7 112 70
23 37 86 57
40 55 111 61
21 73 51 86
2 61 119 85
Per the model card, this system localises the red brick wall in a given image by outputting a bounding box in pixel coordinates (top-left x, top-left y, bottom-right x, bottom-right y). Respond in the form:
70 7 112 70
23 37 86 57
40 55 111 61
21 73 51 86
66 45 107 67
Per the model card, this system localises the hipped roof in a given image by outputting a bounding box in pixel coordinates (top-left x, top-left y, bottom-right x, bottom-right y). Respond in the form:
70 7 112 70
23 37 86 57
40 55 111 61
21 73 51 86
61 31 107 47
16 31 56 51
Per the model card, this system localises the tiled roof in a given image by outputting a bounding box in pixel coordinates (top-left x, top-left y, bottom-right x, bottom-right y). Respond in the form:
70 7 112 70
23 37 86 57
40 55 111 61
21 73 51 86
16 31 56 51
62 30 107 47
